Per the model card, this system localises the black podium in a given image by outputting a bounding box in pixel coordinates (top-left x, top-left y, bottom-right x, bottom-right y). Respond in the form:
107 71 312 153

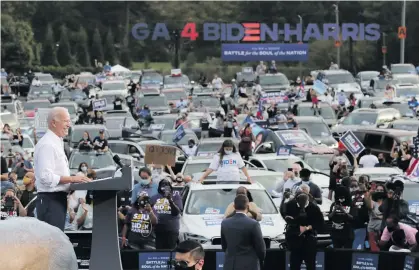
71 166 133 270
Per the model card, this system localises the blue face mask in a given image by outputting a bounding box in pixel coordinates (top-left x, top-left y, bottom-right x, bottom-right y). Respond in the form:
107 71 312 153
140 178 149 185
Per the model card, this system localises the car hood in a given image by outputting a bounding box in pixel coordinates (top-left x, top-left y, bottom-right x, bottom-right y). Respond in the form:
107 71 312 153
331 124 371 134
310 135 337 147
99 90 126 96
323 118 337 126
181 214 286 240
262 85 289 91
331 82 361 92
292 144 335 155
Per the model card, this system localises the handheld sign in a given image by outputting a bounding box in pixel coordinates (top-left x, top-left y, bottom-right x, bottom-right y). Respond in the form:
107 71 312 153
144 144 177 166
242 67 253 73
312 79 328 95
340 130 365 156
277 145 292 156
173 125 186 143
171 69 182 76
93 99 107 111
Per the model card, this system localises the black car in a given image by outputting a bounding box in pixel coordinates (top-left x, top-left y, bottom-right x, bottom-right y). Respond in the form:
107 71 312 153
9 76 31 96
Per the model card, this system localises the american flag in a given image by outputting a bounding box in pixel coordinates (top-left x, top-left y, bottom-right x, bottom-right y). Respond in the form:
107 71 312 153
407 158 419 178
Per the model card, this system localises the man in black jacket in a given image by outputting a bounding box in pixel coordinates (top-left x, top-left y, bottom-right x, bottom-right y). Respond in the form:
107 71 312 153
221 195 266 270
293 169 322 205
284 192 324 270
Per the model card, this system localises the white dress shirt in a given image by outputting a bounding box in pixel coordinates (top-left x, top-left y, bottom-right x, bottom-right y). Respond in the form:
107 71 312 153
182 145 197 156
34 130 70 192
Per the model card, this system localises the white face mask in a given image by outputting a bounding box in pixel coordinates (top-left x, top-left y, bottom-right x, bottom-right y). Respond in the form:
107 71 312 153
225 150 233 155
81 166 87 172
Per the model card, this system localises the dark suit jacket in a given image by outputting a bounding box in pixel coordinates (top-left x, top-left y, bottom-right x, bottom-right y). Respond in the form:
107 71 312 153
221 212 266 270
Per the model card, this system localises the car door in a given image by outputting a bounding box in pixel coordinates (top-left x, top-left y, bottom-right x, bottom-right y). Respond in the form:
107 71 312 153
248 158 266 169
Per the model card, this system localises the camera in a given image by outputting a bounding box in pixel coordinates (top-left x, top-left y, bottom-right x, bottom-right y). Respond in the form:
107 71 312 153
138 196 150 207
4 196 14 210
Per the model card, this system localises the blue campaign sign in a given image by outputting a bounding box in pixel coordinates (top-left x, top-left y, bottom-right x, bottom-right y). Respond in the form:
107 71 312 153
403 255 416 270
138 252 171 269
221 43 309 62
312 80 328 95
286 251 325 270
408 200 419 215
340 130 365 156
216 252 225 270
351 253 379 270
93 99 107 111
277 145 292 156
173 125 186 143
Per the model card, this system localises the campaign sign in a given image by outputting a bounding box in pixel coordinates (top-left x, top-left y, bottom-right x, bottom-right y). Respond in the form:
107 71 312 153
216 252 225 270
403 255 416 270
408 200 419 215
277 145 292 156
173 125 186 143
312 80 328 95
93 99 107 111
286 251 325 270
149 124 165 131
202 216 223 226
221 43 309 62
139 252 171 269
340 130 365 156
351 253 378 270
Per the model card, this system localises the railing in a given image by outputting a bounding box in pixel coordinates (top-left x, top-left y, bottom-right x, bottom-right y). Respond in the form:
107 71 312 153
67 232 418 270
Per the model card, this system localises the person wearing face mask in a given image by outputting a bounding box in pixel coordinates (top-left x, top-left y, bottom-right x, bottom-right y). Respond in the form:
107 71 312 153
150 179 183 249
267 101 278 119
19 172 37 217
149 164 172 185
238 123 255 161
328 186 353 248
130 167 158 205
283 192 324 270
273 170 301 198
391 141 412 172
293 169 322 205
12 152 33 179
170 240 205 270
375 153 391 167
121 194 158 250
113 96 123 110
379 215 418 251
172 173 185 187
350 180 370 250
182 139 197 157
199 139 251 183
224 113 237 138
75 191 94 230
366 184 386 252
224 186 262 221
78 131 93 151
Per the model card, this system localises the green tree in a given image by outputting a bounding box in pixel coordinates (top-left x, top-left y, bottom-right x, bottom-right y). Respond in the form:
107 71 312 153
119 47 132 68
91 28 104 63
74 26 91 67
41 24 59 66
57 25 73 66
104 28 117 64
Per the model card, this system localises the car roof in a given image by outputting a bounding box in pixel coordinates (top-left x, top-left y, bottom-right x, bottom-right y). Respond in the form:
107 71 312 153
297 102 331 107
392 119 419 124
357 71 379 75
251 153 299 160
392 74 418 78
102 80 125 84
294 116 324 122
259 72 287 77
352 108 399 113
137 139 166 145
27 99 50 103
354 167 402 175
318 69 351 74
185 156 213 163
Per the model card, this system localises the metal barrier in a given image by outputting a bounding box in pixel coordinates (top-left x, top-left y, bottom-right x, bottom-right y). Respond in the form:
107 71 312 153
67 232 418 270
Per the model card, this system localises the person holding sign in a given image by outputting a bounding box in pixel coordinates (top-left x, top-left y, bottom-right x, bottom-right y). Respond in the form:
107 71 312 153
121 194 158 250
77 131 93 151
92 129 108 152
199 139 252 183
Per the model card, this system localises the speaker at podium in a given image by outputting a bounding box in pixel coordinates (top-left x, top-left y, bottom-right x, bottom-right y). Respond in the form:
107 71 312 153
71 155 133 270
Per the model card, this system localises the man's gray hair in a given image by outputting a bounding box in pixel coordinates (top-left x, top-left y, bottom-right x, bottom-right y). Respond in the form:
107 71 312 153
300 183 310 193
47 106 69 124
0 217 78 270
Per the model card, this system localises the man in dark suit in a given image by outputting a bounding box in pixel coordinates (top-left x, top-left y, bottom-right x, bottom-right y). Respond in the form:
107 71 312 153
221 194 266 270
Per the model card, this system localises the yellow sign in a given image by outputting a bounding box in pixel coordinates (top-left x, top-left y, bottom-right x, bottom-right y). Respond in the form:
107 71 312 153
398 26 406 39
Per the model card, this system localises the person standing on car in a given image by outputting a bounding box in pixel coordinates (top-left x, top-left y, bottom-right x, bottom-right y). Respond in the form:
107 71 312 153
209 110 224 138
182 139 197 157
150 179 183 249
329 186 353 248
212 74 223 91
224 112 237 138
283 192 324 270
121 193 158 250
238 123 255 161
350 180 370 250
199 139 252 183
224 186 262 221
359 148 379 168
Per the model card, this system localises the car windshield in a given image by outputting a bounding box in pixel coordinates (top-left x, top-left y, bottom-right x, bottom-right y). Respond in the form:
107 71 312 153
124 117 138 128
375 79 400 90
160 132 196 145
0 103 15 113
298 122 331 137
396 76 419 85
252 174 283 195
186 189 277 215
183 162 212 176
152 117 175 129
30 86 53 94
342 113 377 125
237 73 256 82
105 118 124 129
396 87 419 97
24 102 50 111
192 97 219 107
37 74 54 82
22 137 34 149
259 74 289 86
138 96 167 107
164 75 189 85
360 72 379 81
326 73 355 84
69 152 114 169
262 157 313 172
71 128 108 143
163 91 187 100
298 106 335 119
275 130 317 146
391 123 419 131
391 65 416 74
304 155 335 171
141 74 163 85
102 82 125 91
0 114 16 126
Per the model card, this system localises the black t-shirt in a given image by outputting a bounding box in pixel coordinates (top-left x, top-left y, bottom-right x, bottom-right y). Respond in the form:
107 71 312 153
20 189 37 217
397 149 412 172
95 117 104 124
329 202 352 233
93 136 108 150
1 156 8 174
351 191 369 229
78 138 93 151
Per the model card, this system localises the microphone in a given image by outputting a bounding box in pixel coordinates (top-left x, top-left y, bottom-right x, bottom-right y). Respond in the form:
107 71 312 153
113 154 124 168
